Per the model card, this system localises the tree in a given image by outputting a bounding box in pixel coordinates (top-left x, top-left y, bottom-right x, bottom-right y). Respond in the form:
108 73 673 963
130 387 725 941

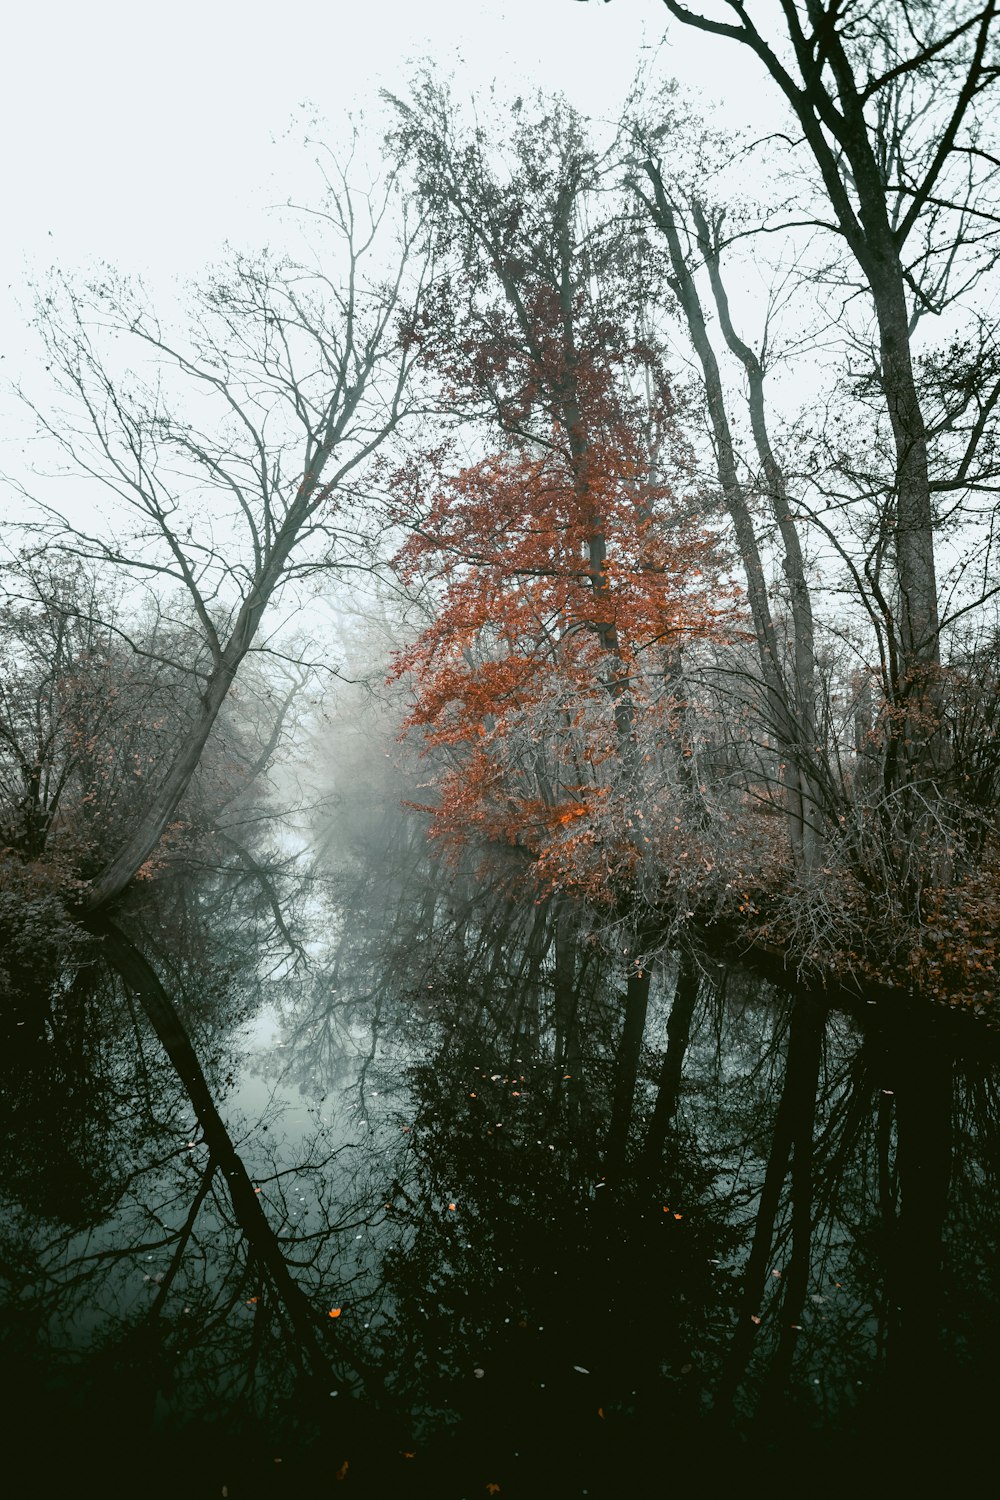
391 442 729 901
0 559 200 874
658 0 1000 771
386 84 733 907
14 158 426 911
630 141 825 868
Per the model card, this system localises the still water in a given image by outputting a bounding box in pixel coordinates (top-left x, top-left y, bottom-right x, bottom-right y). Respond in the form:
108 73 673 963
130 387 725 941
2 856 998 1497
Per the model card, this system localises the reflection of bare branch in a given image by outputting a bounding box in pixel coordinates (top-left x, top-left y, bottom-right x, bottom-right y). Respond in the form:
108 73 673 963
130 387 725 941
103 923 379 1395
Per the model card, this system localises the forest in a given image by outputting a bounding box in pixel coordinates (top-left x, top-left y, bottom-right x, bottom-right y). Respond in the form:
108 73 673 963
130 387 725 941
4 1 1000 1016
4 6 1000 1497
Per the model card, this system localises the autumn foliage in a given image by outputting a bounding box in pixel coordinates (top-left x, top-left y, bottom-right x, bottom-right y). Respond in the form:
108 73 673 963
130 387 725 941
391 438 733 902
384 86 746 907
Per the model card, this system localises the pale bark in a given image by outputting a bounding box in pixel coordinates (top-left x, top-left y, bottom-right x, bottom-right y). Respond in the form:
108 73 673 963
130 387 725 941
692 200 824 867
661 0 999 763
641 167 813 863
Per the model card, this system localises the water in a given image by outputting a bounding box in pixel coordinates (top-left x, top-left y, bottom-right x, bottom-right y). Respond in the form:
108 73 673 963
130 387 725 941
2 862 998 1497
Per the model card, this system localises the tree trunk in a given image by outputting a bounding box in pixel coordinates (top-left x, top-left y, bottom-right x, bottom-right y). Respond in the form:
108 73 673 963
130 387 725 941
643 171 809 863
83 504 307 912
870 254 942 677
693 199 824 868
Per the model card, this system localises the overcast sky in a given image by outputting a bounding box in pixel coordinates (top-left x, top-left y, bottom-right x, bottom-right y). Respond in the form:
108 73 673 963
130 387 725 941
1 2 769 287
1 1 776 522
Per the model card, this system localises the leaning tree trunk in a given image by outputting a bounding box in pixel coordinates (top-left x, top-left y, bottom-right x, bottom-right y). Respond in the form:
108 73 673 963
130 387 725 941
82 498 308 913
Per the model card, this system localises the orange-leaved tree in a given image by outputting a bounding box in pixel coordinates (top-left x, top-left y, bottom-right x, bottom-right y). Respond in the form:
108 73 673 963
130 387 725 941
391 438 733 905
387 81 736 907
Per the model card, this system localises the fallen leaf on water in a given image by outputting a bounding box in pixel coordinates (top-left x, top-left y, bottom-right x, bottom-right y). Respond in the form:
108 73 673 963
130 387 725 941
673 1213 683 1220
486 1486 501 1496
335 1460 349 1482
597 1407 605 1419
329 1307 342 1318
246 1297 258 1305
402 1451 416 1459
448 1202 457 1211
750 1314 762 1325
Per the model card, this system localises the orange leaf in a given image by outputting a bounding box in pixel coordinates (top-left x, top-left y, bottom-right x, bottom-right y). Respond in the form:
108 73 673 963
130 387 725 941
329 1307 342 1318
486 1487 501 1496
448 1202 457 1211
335 1460 349 1482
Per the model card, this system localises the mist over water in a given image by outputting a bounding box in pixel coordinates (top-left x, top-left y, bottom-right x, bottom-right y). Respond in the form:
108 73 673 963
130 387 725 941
2 834 998 1498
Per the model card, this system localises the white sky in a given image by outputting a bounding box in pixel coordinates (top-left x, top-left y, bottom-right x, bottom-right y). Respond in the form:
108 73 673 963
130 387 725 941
0 2 768 308
0 0 781 529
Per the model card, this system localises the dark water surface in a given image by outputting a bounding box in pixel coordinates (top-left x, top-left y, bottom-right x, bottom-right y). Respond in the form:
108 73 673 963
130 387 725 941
3 865 999 1498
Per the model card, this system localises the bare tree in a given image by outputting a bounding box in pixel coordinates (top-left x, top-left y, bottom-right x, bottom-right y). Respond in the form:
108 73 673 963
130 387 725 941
659 0 1000 760
13 159 426 912
632 152 826 867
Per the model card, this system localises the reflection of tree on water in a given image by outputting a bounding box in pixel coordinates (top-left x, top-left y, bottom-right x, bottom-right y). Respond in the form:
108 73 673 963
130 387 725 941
682 986 1000 1485
0 881 404 1496
302 880 736 1493
282 838 1000 1489
4 838 1000 1494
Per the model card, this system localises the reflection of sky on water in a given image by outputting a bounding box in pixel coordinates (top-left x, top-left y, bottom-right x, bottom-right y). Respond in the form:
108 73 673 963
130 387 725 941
2 867 999 1495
